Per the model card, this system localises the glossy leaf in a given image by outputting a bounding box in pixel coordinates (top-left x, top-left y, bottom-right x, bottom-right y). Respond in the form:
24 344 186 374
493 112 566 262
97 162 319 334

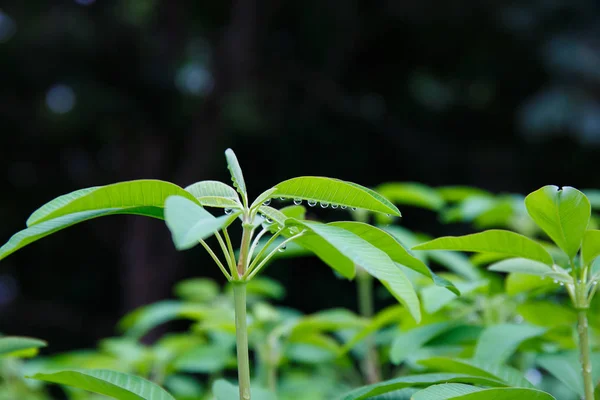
289 220 420 321
411 384 554 400
413 230 553 266
164 196 240 250
418 357 534 388
224 148 247 198
340 373 507 400
27 180 197 226
330 222 458 294
30 369 175 400
375 182 444 210
390 323 453 365
582 229 600 266
473 323 546 365
487 258 553 276
0 336 47 357
250 188 277 210
212 379 276 400
272 177 401 216
185 180 240 206
525 185 590 259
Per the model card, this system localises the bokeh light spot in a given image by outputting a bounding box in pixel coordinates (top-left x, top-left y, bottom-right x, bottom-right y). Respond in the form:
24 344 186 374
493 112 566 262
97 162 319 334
46 84 76 114
0 10 17 43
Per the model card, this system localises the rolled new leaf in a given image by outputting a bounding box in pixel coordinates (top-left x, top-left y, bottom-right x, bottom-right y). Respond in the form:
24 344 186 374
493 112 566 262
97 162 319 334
224 149 247 199
272 177 401 216
413 230 553 266
30 369 175 400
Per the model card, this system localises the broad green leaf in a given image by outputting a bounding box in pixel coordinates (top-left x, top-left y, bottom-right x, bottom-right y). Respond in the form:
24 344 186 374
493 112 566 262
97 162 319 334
340 373 507 400
288 220 420 321
517 301 576 328
280 204 307 220
212 379 276 400
293 233 356 278
437 186 493 203
172 344 232 373
440 197 496 223
27 180 197 226
375 182 444 210
174 278 219 303
30 369 175 400
0 336 47 357
1 209 119 261
582 230 600 266
272 177 401 216
428 251 481 281
250 188 277 210
488 258 553 276
330 222 458 294
390 323 452 365
224 148 247 198
185 181 240 209
537 351 600 397
339 305 404 354
505 273 555 296
525 185 590 259
473 324 546 365
421 281 487 314
469 253 510 267
287 333 342 364
288 309 366 340
164 196 241 250
411 384 554 400
258 205 288 228
418 357 534 388
413 230 553 266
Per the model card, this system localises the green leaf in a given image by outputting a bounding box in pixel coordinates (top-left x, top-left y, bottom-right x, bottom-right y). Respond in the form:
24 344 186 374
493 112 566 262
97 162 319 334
212 379 276 400
537 351 600 397
0 336 47 357
505 273 555 296
525 185 591 259
375 182 444 211
582 230 600 266
428 251 481 281
413 230 553 266
30 369 175 400
411 384 555 400
517 301 576 328
288 220 420 322
293 234 356 279
473 323 546 365
27 180 196 226
289 309 366 340
173 344 232 373
250 188 277 210
440 197 496 224
164 196 241 250
339 305 404 355
185 180 241 209
174 278 219 303
437 186 493 203
330 222 458 294
418 357 534 388
340 373 507 400
421 281 487 314
194 196 241 209
488 258 553 276
273 177 401 216
390 323 453 365
224 148 247 200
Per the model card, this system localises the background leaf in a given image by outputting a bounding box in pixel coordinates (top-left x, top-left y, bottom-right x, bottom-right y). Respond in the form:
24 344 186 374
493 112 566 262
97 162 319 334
390 323 453 365
0 336 47 357
524 185 590 259
411 383 555 400
582 229 600 266
488 258 553 276
375 182 444 211
473 323 546 365
212 379 277 400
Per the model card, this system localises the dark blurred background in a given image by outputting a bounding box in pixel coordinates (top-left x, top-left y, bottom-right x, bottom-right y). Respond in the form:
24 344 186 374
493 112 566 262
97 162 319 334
1 0 599 352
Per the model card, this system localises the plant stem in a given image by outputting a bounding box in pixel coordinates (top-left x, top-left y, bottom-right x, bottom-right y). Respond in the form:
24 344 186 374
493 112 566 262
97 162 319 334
237 220 253 277
356 267 381 384
577 309 594 400
199 239 231 280
233 282 252 400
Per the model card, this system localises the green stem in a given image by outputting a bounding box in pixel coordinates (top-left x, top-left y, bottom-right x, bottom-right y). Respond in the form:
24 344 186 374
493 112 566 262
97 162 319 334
236 219 254 278
233 282 252 400
356 267 381 384
222 228 237 270
199 239 231 280
245 232 304 280
578 310 594 400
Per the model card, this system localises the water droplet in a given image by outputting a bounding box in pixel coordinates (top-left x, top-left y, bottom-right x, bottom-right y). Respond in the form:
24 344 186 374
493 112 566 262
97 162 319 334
594 281 598 286
263 199 271 206
351 207 357 211
560 282 565 286
585 366 593 373
553 280 558 284
308 200 317 207
278 245 287 252
386 214 391 217
320 202 329 208
341 205 347 210
293 198 302 205
279 197 286 201
224 208 233 215
289 226 300 234
577 279 582 284
331 204 339 209
265 217 273 224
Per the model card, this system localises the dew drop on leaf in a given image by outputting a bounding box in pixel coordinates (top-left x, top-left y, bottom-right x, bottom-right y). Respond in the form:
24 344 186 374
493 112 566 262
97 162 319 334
331 204 338 209
341 205 347 210
293 198 302 205
308 200 317 207
263 199 271 206
224 208 233 215
351 207 357 211
320 202 329 208
278 245 287 252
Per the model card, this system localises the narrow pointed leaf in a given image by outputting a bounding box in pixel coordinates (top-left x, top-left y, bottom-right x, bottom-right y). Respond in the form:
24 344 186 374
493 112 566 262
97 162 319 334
288 220 420 321
164 196 241 250
413 230 553 266
473 323 546 365
330 222 458 294
488 258 553 275
30 369 175 400
340 373 507 400
185 180 239 202
411 384 554 400
375 182 444 210
582 229 600 266
525 185 590 259
273 177 401 216
224 148 247 198
418 357 534 388
0 336 47 357
27 180 197 226
390 323 453 365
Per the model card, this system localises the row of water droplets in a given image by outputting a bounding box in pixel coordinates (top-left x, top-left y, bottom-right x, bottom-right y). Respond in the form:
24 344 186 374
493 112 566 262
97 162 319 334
262 197 357 211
